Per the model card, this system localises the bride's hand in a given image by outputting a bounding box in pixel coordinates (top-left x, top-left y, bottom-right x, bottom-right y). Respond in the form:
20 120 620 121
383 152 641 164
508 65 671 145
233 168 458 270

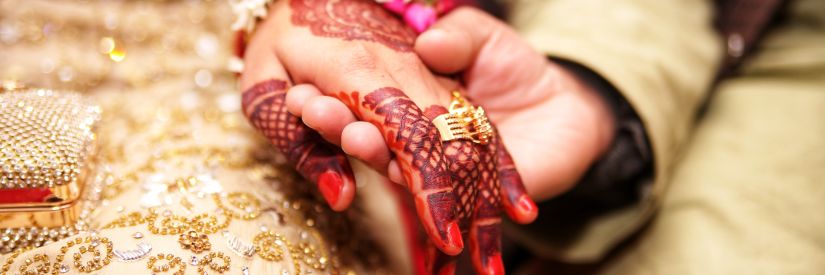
240 0 466 256
292 6 616 272
240 1 538 273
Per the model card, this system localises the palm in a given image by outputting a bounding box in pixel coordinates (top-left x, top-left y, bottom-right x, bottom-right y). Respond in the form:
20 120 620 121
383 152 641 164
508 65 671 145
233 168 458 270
460 45 612 200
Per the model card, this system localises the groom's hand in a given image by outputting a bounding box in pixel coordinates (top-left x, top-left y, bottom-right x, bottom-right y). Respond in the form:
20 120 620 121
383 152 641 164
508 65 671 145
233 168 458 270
416 7 618 200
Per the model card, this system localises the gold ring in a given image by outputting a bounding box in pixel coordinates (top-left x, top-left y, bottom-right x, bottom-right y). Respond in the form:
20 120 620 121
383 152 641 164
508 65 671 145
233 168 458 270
432 91 494 144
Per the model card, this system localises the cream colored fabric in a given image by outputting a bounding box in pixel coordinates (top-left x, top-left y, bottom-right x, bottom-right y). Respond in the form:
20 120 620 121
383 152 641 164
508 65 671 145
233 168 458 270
507 0 825 272
592 1 825 273
503 0 722 262
0 1 406 274
598 70 825 275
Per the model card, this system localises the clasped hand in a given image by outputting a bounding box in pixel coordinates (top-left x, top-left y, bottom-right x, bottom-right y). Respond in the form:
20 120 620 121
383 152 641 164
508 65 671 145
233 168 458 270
239 1 615 274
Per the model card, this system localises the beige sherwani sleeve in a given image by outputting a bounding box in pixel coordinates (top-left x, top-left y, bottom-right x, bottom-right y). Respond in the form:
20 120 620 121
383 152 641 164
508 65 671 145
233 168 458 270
501 0 724 262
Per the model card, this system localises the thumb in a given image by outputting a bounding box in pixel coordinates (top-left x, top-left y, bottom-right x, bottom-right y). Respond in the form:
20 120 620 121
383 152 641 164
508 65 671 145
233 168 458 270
414 7 507 74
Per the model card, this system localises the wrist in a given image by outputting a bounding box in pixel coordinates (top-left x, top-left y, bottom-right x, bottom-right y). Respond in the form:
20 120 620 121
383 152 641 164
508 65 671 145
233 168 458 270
517 61 617 201
546 58 654 201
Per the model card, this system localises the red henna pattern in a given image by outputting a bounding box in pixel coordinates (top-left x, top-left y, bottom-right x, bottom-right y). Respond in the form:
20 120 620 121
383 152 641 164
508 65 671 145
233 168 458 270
471 140 504 273
335 88 458 244
241 79 355 191
423 105 505 275
423 106 479 228
361 88 452 191
290 0 417 52
494 132 532 218
443 140 480 227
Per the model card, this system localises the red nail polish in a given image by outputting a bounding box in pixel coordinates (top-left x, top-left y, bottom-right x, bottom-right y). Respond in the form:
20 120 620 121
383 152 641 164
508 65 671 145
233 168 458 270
438 263 456 275
445 222 464 254
517 195 538 221
485 255 505 275
318 171 343 207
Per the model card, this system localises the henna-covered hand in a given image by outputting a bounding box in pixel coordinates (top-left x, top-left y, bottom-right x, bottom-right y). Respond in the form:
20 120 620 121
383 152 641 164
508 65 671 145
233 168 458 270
240 0 466 255
333 88 463 255
240 0 547 273
421 105 536 275
271 8 618 272
290 0 416 52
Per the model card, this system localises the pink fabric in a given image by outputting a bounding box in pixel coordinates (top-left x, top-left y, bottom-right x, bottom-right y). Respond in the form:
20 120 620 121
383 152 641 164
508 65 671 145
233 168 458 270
382 0 459 33
404 3 438 33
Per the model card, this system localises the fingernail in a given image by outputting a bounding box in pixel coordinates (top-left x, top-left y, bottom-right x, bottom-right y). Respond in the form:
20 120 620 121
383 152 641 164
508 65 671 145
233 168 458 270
318 171 343 208
437 262 456 275
484 255 505 275
517 195 538 222
445 221 464 254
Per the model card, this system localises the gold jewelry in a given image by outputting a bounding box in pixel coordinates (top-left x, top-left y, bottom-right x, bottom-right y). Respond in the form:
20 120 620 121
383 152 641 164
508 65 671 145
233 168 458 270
147 253 185 275
0 226 80 254
0 87 100 189
1 247 32 274
214 192 262 220
146 211 231 235
0 86 103 253
198 251 230 273
188 212 231 234
432 91 494 145
18 253 50 275
52 236 113 274
253 231 287 261
178 230 211 254
146 213 190 235
292 241 328 271
102 211 146 229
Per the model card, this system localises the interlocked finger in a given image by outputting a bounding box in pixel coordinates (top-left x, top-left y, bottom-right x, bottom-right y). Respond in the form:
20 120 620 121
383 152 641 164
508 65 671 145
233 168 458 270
422 92 539 274
333 88 463 256
242 80 356 211
468 141 504 275
493 131 538 224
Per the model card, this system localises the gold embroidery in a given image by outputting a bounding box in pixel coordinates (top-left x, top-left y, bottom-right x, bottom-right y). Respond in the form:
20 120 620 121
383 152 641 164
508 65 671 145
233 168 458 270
146 253 185 275
214 192 262 220
1 247 33 275
102 212 146 229
253 231 288 262
198 251 231 273
52 236 113 274
17 253 50 275
178 230 211 254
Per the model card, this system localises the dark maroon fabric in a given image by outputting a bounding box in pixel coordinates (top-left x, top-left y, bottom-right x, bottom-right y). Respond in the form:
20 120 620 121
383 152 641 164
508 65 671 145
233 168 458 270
714 0 788 76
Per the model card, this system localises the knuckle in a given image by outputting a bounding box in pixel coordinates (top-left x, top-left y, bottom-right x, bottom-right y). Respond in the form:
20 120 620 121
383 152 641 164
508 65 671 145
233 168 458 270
405 123 438 146
336 44 381 74
444 142 480 166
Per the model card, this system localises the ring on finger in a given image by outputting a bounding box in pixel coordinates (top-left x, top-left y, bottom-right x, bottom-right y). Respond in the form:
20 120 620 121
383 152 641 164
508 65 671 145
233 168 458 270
432 91 493 145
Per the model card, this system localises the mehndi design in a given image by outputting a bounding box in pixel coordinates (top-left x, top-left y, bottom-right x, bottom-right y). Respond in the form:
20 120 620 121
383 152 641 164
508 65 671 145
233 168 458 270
240 1 539 273
290 0 418 52
334 88 464 255
242 85 535 274
422 105 537 275
242 80 356 211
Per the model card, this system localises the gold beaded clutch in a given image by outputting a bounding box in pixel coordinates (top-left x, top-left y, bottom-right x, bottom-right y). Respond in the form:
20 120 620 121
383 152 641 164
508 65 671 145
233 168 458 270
0 84 101 252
